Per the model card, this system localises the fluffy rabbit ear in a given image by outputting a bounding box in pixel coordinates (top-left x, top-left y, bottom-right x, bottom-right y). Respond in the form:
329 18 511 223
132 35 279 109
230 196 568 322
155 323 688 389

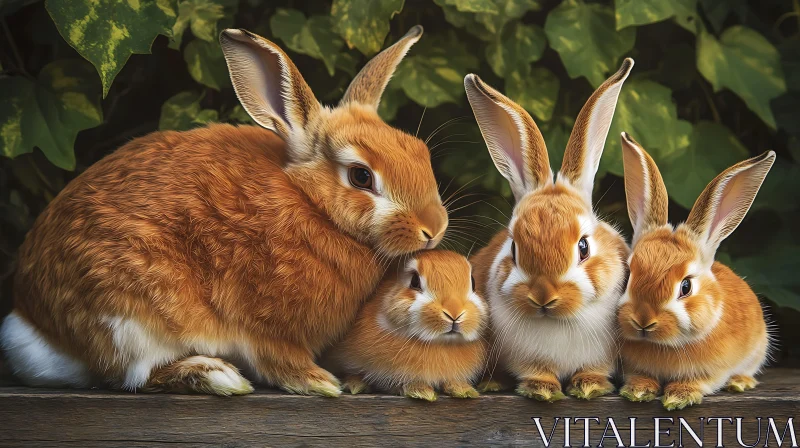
560 58 634 205
685 151 776 260
340 26 423 109
620 132 669 245
220 29 321 146
464 74 552 202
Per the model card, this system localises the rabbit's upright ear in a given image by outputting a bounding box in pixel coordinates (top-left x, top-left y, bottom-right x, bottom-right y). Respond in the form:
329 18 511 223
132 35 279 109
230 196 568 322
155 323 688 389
560 58 634 205
340 26 423 109
685 151 776 260
620 132 669 246
464 74 552 202
220 29 321 145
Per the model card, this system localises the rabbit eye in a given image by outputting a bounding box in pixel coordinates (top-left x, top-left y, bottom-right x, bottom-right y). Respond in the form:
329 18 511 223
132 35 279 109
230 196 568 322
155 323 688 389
348 165 374 191
679 278 692 298
510 240 517 264
578 237 589 262
471 275 476 292
410 272 422 291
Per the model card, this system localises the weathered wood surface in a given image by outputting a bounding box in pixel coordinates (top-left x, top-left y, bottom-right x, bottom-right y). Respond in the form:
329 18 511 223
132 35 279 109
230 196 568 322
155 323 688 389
0 369 797 447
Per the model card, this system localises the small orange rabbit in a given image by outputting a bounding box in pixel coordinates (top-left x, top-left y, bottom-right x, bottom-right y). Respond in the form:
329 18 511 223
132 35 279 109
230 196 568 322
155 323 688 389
0 26 448 396
465 61 633 401
617 133 775 410
327 250 488 401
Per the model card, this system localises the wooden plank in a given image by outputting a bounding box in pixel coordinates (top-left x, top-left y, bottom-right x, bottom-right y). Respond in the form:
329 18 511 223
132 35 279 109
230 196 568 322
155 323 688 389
0 369 797 447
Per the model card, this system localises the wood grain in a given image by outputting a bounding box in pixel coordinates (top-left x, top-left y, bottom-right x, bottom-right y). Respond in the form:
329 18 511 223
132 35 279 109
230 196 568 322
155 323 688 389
0 369 797 447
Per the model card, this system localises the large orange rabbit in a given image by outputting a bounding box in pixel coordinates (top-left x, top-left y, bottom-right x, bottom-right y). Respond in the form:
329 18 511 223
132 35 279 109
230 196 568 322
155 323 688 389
0 26 448 396
617 133 774 410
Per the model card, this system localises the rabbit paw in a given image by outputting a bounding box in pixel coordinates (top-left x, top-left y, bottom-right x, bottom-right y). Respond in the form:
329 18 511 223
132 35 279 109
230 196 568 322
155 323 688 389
145 356 254 396
342 376 370 395
403 383 438 402
662 383 703 411
620 376 660 403
516 378 565 402
443 382 480 398
280 367 341 397
477 378 507 393
726 375 757 393
567 373 614 400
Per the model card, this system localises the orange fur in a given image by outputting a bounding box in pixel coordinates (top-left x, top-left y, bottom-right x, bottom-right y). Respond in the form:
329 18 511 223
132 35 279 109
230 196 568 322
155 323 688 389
464 62 633 401
619 137 774 410
327 251 488 399
4 28 445 396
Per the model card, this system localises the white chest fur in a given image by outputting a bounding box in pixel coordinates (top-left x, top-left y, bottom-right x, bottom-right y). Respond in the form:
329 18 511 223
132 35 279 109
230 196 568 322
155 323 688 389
488 290 618 379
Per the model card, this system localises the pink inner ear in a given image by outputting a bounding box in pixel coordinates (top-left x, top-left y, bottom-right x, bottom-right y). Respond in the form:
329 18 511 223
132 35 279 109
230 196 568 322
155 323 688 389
708 166 761 245
485 103 526 188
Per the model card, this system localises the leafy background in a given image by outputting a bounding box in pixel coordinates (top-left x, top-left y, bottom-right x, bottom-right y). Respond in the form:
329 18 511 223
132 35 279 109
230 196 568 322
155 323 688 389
0 0 798 363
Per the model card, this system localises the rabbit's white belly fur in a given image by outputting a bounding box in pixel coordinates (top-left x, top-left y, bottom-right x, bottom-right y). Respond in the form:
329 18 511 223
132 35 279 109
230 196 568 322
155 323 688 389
0 311 92 388
490 296 618 379
0 311 256 390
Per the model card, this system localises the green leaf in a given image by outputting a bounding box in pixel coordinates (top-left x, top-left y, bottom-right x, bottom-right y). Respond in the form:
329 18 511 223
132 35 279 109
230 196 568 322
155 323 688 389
184 39 230 90
223 105 254 124
331 0 404 56
545 0 635 87
727 246 800 309
270 9 346 76
159 91 218 131
696 27 786 129
170 0 236 50
46 0 176 97
486 22 546 77
444 0 499 14
392 33 478 108
0 60 103 170
661 122 749 209
377 86 409 122
752 162 800 213
698 0 747 33
615 0 698 33
541 116 571 168
434 0 540 42
506 67 559 121
600 79 691 178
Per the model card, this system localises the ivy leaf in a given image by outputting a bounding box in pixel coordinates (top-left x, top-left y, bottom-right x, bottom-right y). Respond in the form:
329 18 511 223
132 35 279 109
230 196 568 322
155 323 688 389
332 0 404 56
392 33 478 108
377 86 409 122
661 122 749 209
0 60 103 170
697 27 786 129
615 0 698 34
434 0 540 42
698 0 747 33
600 79 691 178
270 9 345 76
506 67 559 122
486 22 546 77
184 39 231 90
46 0 176 97
545 0 635 87
443 0 499 14
170 0 236 50
159 91 218 131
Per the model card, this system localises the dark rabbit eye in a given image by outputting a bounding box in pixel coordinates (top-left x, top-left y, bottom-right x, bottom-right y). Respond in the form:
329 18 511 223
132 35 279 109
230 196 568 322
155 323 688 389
578 237 589 262
348 165 373 190
511 240 516 264
410 272 422 290
679 278 692 298
471 275 476 292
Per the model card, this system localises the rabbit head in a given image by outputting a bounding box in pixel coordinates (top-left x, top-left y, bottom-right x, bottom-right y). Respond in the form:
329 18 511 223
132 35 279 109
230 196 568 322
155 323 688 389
618 133 775 346
378 251 487 342
220 26 447 256
464 60 633 321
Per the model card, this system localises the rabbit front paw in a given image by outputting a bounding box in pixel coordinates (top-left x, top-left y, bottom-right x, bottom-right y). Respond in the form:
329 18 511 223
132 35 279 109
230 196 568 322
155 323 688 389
662 382 703 411
516 378 565 402
567 372 614 400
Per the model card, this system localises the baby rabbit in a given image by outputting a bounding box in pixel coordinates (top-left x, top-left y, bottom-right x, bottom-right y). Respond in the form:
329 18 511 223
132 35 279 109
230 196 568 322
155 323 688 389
1 26 448 397
464 60 633 401
618 133 775 410
327 250 488 401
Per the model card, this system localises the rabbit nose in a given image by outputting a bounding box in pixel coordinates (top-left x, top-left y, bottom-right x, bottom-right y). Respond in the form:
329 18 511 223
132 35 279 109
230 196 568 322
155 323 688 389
631 318 658 337
417 203 447 246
